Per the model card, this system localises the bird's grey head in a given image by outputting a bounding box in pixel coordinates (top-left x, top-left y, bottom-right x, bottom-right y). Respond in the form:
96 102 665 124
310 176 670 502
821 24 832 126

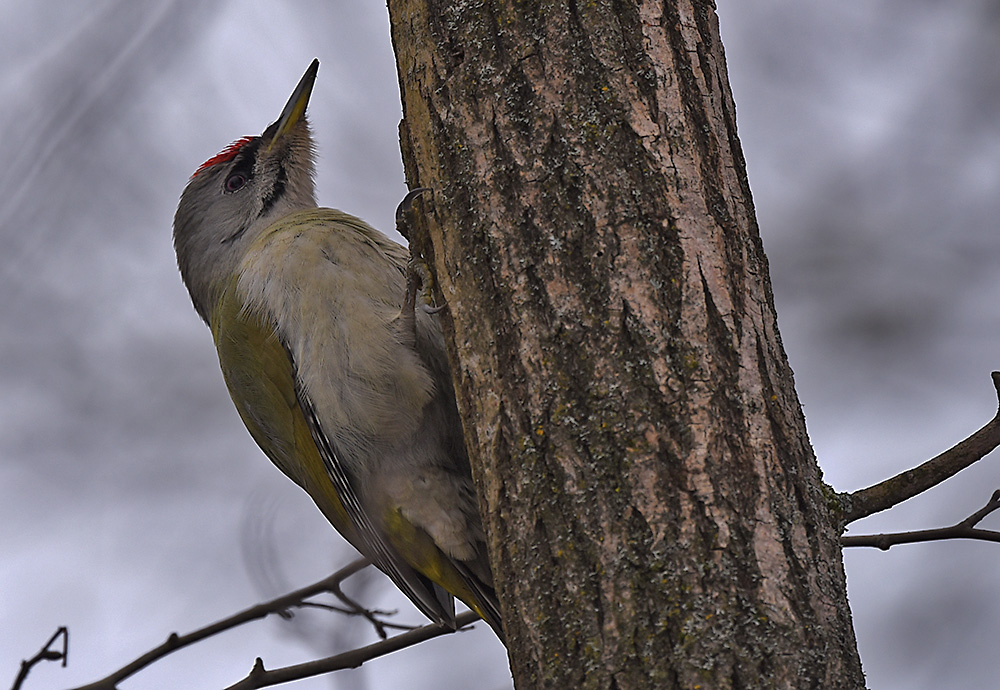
173 59 320 324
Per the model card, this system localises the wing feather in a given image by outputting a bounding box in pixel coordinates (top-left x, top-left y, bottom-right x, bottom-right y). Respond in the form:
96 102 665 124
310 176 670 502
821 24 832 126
295 383 457 626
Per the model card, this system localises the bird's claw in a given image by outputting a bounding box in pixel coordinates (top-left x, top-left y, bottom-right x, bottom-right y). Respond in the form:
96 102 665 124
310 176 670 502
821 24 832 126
405 257 442 314
395 187 431 241
398 188 445 340
402 257 444 344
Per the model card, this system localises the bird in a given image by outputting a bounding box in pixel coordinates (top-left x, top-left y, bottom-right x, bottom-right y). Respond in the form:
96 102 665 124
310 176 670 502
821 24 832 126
172 59 503 643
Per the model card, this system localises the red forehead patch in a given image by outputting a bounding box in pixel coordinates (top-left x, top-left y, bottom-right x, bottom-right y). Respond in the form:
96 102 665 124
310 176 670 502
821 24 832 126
193 136 255 177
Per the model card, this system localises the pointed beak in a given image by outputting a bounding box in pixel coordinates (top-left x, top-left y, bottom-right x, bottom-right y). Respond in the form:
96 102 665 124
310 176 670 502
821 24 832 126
266 59 319 153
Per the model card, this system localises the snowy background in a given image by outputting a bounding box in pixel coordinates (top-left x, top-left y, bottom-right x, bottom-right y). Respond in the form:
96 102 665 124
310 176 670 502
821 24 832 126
2 2 999 688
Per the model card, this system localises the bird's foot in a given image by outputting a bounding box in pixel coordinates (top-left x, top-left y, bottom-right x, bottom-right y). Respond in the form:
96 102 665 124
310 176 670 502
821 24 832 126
405 256 444 315
395 187 431 242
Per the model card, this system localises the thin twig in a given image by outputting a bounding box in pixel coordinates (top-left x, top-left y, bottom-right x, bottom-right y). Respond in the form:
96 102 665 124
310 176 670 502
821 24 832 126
294 602 416 634
11 627 68 690
842 489 1000 549
327 576 416 638
65 558 374 690
223 610 482 690
842 372 1000 524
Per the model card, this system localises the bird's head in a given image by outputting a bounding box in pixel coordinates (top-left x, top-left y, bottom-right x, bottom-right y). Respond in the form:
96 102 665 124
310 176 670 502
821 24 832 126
173 59 320 323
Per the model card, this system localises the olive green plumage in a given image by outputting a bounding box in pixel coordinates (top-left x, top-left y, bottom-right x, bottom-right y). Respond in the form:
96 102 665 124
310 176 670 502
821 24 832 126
173 60 502 641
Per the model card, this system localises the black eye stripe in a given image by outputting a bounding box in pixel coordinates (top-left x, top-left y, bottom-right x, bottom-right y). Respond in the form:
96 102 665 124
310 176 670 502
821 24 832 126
227 159 254 183
216 135 288 217
223 138 262 190
260 166 287 216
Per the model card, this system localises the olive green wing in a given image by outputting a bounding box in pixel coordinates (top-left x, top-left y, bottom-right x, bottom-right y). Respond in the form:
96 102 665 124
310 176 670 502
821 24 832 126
210 278 354 540
211 277 457 626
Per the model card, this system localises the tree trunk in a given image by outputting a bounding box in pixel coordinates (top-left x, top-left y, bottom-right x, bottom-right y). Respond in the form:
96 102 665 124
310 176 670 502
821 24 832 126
387 2 865 688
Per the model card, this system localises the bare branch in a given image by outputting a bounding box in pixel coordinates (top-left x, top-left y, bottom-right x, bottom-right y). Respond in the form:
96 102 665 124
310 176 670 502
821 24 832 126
325 568 415 638
842 372 1000 524
65 558 376 690
842 490 1000 549
223 610 482 690
11 627 68 690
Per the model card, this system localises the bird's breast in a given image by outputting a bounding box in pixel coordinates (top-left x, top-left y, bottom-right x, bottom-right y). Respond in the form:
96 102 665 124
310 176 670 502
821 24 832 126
234 208 436 462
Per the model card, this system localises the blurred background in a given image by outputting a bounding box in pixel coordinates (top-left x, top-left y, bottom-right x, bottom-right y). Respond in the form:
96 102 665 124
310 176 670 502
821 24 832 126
2 1 999 688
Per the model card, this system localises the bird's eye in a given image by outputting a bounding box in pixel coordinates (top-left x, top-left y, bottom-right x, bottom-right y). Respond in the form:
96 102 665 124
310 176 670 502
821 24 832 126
225 173 247 192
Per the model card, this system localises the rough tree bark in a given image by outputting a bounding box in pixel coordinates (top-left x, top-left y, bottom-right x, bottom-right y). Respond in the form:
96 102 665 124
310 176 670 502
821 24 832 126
388 2 865 688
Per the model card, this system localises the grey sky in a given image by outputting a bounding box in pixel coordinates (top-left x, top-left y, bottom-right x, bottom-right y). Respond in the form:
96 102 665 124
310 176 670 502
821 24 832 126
2 2 999 688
